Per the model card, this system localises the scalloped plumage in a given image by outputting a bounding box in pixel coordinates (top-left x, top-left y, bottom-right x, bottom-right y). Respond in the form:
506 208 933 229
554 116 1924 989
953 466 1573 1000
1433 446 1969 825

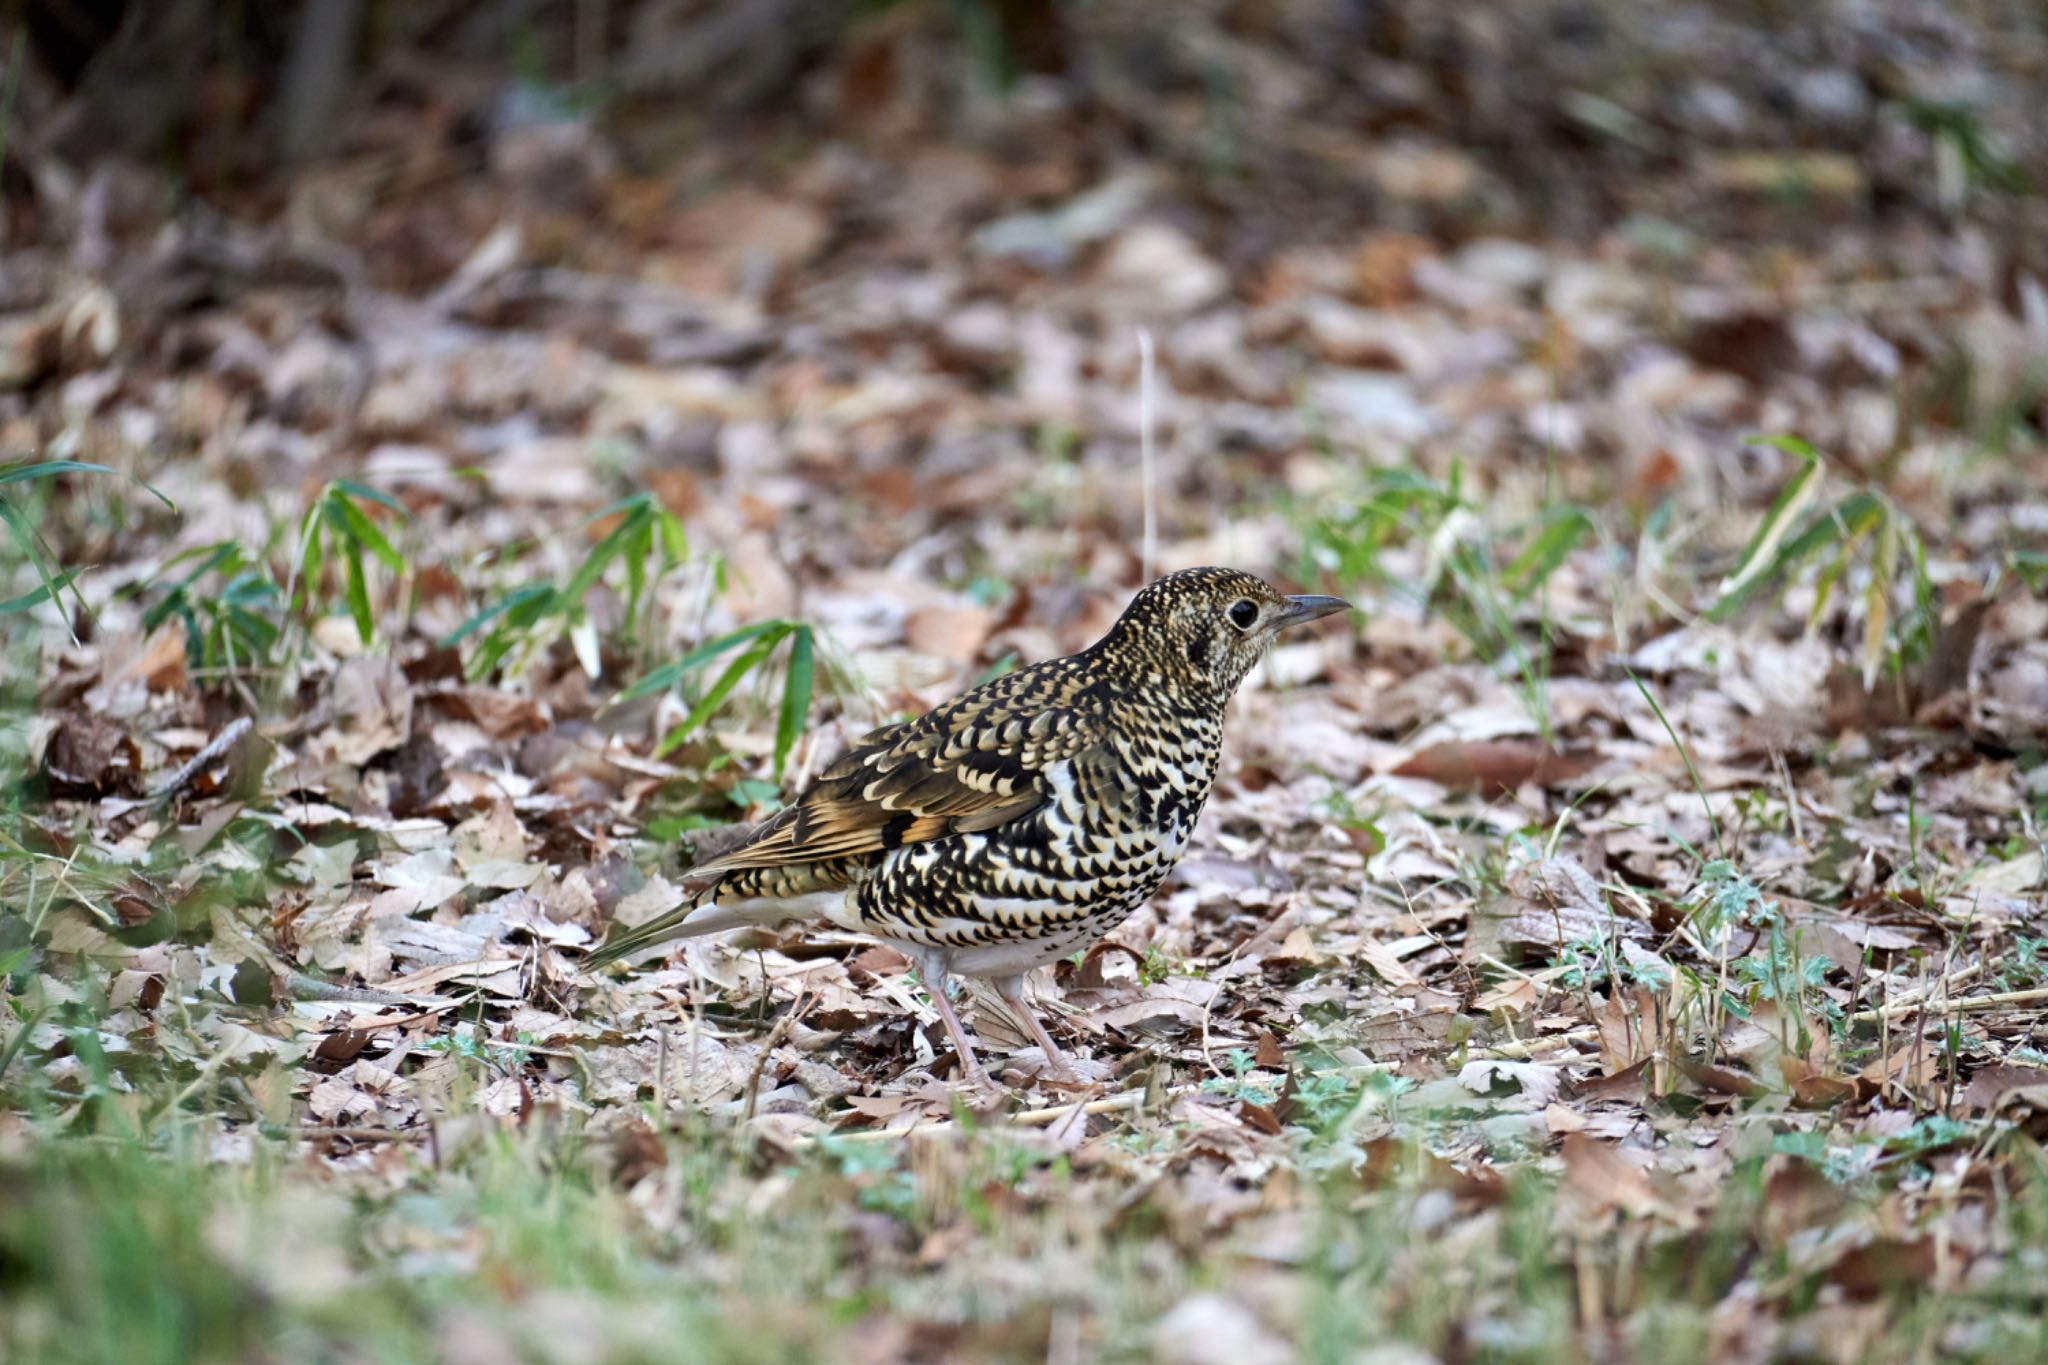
587 566 1350 1087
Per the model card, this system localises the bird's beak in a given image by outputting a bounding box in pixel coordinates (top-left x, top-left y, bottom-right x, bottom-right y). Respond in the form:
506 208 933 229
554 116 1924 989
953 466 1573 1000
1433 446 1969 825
1274 594 1352 630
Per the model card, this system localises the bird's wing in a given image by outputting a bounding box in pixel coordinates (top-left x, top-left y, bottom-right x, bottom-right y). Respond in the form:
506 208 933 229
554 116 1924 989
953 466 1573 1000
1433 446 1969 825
689 699 1104 876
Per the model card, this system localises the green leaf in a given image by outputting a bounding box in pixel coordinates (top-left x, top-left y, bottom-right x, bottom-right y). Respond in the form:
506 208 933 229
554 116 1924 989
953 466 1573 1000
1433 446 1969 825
330 491 406 573
331 479 406 516
615 620 790 705
774 626 815 777
443 583 556 647
1714 440 1823 608
560 503 647 605
296 501 326 599
728 777 784 811
0 457 174 510
654 634 784 756
1862 505 1899 689
0 458 116 486
344 541 373 643
0 497 65 619
1504 506 1593 596
656 510 689 564
0 565 80 614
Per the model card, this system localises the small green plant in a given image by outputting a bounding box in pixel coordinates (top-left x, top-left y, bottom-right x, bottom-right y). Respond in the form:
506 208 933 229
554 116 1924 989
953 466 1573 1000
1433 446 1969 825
140 541 286 675
1551 933 1670 992
1302 462 1594 735
1998 934 2046 991
418 1027 533 1075
1200 1049 1281 1106
1730 930 1838 1028
1707 436 1938 691
614 617 818 780
1905 100 2028 200
816 1137 920 1221
296 479 409 647
1137 946 1198 986
1685 859 1779 944
446 491 687 681
1 458 172 623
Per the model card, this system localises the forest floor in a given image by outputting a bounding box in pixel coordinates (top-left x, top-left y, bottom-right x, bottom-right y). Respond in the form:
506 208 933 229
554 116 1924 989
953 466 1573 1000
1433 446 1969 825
5 9 2048 1362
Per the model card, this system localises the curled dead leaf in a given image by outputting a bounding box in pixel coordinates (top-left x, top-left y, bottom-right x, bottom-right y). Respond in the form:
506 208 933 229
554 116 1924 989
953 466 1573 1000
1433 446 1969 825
1391 739 1599 793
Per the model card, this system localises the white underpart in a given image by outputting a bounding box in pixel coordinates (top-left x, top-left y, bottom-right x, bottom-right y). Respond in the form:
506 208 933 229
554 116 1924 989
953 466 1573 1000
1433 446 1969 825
692 890 854 933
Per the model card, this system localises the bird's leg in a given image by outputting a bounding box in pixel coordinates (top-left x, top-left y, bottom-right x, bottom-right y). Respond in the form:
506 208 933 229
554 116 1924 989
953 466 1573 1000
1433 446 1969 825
993 974 1076 1080
914 951 993 1090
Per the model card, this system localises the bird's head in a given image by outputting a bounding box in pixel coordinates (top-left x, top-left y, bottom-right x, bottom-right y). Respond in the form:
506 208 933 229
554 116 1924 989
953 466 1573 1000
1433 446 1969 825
1099 567 1351 700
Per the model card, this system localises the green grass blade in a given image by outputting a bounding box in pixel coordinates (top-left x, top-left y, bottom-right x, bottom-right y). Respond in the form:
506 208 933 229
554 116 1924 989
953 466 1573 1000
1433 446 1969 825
0 565 80 614
614 620 789 705
442 584 557 647
332 493 406 573
1627 666 1724 860
1504 506 1593 597
560 504 647 606
344 543 373 643
1713 441 1822 608
0 457 175 510
331 479 407 516
774 626 815 778
655 634 785 756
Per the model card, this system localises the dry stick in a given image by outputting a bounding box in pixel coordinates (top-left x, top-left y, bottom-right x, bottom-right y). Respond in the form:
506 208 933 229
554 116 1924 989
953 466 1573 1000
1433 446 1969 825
1136 327 1157 583
1771 748 1805 848
149 716 253 806
1481 1026 1603 1060
1846 961 1985 1026
739 997 807 1128
1853 983 2048 1024
654 1024 671 1120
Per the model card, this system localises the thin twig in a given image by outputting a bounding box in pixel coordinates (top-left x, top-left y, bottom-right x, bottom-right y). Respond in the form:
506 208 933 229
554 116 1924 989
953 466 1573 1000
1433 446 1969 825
149 716 253 806
740 997 806 1128
1852 982 2048 1024
1136 327 1157 583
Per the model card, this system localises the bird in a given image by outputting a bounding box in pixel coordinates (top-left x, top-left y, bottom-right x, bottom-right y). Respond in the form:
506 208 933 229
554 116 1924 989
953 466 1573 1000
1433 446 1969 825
585 566 1351 1088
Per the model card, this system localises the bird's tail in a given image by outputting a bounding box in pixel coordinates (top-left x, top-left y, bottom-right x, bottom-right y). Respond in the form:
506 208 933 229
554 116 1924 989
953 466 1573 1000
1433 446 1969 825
581 893 766 973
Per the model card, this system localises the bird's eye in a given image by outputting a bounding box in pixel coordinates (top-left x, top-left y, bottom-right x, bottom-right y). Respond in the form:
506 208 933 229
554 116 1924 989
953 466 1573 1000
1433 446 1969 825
1227 599 1258 630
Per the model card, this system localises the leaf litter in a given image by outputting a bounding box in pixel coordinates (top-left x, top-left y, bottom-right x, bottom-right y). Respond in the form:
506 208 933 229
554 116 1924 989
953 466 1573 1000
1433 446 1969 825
2 3 2048 1361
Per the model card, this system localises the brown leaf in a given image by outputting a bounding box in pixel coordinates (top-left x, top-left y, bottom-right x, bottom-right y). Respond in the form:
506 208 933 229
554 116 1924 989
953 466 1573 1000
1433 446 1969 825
312 1029 375 1069
1682 310 1798 386
610 1120 667 1188
1762 1158 1848 1243
1252 1031 1286 1069
1571 1059 1649 1104
1238 1100 1284 1136
1860 1039 1943 1090
1596 987 1666 1075
1543 1102 1589 1134
1673 1055 1769 1098
1358 938 1423 988
1827 1238 1939 1300
42 713 143 797
1959 1064 2048 1114
1789 1074 1856 1109
904 605 994 663
1560 1133 1660 1217
1391 740 1598 793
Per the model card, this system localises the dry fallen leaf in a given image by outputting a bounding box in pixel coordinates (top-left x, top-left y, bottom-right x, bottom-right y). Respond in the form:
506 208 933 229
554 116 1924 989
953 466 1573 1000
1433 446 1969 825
1391 740 1599 793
